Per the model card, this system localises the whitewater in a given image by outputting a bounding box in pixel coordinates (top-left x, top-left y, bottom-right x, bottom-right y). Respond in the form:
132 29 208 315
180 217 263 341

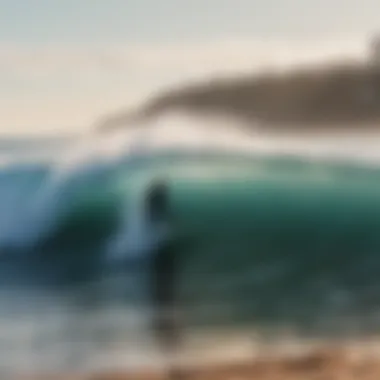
3 111 380 375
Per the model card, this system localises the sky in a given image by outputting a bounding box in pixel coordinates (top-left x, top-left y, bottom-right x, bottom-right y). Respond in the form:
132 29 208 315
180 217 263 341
0 0 379 135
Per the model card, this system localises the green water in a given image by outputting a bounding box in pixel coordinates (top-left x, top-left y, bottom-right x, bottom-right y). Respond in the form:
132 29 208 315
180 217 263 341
160 159 380 336
39 154 380 338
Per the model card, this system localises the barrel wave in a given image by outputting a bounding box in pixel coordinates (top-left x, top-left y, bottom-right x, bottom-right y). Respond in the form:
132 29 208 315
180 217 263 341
3 153 380 333
2 116 380 371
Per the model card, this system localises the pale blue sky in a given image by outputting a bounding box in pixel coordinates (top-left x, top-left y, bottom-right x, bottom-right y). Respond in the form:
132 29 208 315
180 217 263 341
0 0 379 133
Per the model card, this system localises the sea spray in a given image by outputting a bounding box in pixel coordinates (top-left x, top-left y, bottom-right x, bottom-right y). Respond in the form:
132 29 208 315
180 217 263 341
106 174 170 263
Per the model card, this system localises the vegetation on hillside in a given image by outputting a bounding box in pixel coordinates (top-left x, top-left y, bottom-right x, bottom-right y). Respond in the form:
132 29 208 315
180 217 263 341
136 61 380 130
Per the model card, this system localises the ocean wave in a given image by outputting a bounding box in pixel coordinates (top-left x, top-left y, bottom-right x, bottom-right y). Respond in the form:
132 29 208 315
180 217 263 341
1 113 380 372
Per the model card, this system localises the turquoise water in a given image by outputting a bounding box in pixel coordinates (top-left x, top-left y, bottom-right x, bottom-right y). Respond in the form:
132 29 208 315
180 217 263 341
165 160 380 335
55 155 380 330
2 152 380 371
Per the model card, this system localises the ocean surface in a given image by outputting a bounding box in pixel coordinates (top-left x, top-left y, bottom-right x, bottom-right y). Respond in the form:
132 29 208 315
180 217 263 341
3 115 380 374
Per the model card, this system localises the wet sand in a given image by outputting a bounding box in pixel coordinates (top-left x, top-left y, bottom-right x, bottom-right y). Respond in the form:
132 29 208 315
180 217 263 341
16 347 380 380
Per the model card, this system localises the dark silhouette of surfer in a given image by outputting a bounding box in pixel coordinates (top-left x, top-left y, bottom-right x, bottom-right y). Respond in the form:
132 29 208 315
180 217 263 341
145 180 185 379
94 124 187 377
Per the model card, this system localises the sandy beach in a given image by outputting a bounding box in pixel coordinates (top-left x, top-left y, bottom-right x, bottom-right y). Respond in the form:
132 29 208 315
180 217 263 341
14 344 380 380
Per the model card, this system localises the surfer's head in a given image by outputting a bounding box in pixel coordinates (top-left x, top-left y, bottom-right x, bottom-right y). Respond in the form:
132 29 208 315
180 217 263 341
145 178 170 224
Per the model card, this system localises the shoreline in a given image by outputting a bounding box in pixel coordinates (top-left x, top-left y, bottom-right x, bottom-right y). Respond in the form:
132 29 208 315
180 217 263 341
13 337 380 379
15 347 380 379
